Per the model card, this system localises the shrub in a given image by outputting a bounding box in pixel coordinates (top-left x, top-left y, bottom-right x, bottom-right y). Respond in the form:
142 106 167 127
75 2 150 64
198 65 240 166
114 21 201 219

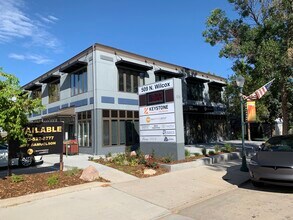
201 148 207 156
161 155 173 164
222 143 232 153
47 175 59 187
208 150 215 155
214 145 221 153
145 158 159 169
193 153 200 157
185 149 191 157
11 174 24 183
65 167 80 176
106 152 112 158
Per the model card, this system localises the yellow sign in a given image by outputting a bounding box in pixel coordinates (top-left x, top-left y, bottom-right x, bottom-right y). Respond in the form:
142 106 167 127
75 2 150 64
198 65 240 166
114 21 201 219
247 101 256 122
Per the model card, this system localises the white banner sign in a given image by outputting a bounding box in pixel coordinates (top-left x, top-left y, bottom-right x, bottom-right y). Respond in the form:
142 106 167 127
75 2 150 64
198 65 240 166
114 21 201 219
139 103 174 116
138 79 173 95
139 113 175 125
140 129 176 136
140 136 176 143
140 123 176 130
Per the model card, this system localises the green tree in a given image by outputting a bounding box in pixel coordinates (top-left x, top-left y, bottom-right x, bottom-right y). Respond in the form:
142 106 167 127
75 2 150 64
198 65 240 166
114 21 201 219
0 68 43 144
203 0 292 134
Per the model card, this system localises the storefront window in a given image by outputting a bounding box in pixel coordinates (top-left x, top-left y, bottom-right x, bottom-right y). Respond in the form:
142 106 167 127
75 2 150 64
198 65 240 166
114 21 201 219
103 109 139 146
77 110 92 147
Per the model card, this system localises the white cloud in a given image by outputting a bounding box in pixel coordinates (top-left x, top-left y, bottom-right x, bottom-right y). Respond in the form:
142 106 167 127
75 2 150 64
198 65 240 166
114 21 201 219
0 0 60 49
9 53 52 64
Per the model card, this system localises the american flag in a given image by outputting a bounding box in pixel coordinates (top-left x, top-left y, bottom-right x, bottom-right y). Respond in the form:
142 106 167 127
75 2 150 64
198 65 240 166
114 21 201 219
243 79 275 100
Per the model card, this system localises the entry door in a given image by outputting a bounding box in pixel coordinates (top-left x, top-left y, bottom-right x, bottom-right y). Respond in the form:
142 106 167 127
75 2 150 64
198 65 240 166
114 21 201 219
125 120 139 146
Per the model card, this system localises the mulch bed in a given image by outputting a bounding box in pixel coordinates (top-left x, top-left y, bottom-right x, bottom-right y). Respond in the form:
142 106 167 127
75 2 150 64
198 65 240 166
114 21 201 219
0 170 109 200
95 159 168 178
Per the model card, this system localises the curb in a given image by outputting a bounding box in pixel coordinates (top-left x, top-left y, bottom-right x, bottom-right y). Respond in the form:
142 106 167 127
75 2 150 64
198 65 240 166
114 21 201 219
0 181 109 208
160 152 242 172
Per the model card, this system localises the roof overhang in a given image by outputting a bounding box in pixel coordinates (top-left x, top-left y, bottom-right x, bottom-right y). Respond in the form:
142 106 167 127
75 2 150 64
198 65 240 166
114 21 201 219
39 75 60 84
43 107 75 118
116 60 153 72
59 61 88 73
154 69 184 77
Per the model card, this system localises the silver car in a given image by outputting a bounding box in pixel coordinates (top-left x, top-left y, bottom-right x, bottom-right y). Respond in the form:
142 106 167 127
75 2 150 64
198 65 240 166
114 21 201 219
0 144 43 167
249 135 293 187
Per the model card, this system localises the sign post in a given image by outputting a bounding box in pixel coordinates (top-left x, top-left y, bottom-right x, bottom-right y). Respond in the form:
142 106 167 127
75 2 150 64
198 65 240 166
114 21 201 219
138 78 185 160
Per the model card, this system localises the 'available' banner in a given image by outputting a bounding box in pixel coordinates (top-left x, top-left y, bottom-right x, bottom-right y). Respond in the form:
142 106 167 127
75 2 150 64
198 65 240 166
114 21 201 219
247 101 256 122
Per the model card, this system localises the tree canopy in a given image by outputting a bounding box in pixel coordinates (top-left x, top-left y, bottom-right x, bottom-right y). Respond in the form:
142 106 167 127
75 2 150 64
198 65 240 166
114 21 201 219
203 0 293 134
0 68 43 144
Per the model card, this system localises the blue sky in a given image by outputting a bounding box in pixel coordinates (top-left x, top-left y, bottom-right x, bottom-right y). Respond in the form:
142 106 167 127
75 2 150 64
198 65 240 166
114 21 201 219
0 0 237 86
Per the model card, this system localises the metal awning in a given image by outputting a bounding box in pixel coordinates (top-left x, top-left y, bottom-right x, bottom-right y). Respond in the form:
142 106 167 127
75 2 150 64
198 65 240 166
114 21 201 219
43 107 75 119
208 81 226 87
59 61 88 73
24 83 42 91
186 76 210 83
39 75 60 84
116 60 153 72
154 69 184 77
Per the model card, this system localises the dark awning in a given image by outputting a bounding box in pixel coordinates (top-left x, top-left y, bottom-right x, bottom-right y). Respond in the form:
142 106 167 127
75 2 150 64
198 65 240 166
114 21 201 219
186 76 210 83
208 81 226 87
39 75 60 83
116 60 153 72
24 83 42 91
59 61 88 73
154 69 184 77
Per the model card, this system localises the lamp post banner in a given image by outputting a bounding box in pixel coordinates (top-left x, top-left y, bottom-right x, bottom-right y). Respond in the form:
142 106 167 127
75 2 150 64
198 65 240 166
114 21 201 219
9 122 64 158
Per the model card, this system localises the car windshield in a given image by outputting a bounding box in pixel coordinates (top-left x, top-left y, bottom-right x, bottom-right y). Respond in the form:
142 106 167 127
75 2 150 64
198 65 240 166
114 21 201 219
262 136 293 152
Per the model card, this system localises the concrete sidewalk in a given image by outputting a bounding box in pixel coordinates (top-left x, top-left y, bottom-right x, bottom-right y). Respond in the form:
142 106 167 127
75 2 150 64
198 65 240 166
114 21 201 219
0 159 250 220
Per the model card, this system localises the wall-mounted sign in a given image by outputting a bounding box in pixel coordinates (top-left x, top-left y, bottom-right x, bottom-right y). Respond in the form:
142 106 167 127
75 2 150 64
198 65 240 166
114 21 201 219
9 122 64 158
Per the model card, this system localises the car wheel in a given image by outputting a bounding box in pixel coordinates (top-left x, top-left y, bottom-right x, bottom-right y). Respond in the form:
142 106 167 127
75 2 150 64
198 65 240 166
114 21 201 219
19 156 34 167
251 180 264 187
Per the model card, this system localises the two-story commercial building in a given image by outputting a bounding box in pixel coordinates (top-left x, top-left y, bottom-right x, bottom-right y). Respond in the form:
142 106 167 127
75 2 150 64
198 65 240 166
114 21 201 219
23 43 227 155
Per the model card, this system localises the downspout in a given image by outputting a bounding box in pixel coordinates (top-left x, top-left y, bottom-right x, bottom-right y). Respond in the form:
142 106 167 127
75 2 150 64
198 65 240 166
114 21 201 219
92 44 97 155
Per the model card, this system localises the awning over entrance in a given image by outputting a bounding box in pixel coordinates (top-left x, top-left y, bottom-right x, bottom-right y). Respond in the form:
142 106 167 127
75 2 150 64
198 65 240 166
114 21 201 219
39 75 60 84
59 61 88 73
116 60 153 72
154 69 184 77
43 107 75 119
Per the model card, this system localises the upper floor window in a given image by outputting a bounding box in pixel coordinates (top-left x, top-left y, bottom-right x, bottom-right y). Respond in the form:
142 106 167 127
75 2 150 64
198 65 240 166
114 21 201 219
118 68 144 93
155 74 172 82
49 80 60 103
31 89 41 99
209 85 222 103
186 80 204 101
71 68 88 96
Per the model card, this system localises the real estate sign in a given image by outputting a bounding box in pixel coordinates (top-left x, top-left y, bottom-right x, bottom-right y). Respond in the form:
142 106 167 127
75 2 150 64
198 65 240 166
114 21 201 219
138 78 184 160
9 122 64 158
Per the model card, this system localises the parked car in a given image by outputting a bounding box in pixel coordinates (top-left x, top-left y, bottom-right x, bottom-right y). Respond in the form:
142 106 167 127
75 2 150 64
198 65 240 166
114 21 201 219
249 135 293 187
0 144 43 167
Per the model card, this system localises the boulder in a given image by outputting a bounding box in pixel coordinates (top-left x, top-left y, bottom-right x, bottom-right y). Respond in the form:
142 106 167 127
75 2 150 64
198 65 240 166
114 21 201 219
130 151 137 157
143 168 157 176
80 165 100 182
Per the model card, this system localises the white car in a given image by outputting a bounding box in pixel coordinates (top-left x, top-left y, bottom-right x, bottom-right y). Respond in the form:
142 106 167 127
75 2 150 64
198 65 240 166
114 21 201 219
0 144 43 167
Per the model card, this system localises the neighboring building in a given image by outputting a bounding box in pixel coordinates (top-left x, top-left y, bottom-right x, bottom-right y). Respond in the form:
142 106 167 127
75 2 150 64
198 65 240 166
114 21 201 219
23 43 227 155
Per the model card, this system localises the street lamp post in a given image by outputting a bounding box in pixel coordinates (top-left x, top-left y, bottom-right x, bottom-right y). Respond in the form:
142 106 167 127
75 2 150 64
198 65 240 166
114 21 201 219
236 75 249 172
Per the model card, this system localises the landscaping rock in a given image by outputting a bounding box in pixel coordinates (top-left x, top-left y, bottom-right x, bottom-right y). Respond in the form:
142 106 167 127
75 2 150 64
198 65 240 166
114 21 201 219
130 151 137 157
144 168 157 176
80 165 100 182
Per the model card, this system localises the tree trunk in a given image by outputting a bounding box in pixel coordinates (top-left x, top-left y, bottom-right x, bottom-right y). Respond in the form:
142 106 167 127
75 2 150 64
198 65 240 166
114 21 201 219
281 83 289 135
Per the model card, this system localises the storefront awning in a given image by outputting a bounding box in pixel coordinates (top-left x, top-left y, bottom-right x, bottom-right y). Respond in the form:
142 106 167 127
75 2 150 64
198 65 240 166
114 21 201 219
186 76 210 83
39 75 60 84
154 69 184 77
24 83 42 91
59 61 88 73
116 60 153 72
43 107 75 119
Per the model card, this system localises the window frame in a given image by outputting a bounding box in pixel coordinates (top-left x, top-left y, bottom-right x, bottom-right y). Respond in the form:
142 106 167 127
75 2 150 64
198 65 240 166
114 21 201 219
118 68 145 93
48 79 60 104
71 67 88 96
